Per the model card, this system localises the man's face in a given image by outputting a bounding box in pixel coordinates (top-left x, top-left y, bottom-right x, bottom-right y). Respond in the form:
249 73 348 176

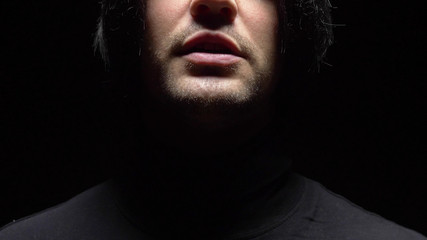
142 0 279 108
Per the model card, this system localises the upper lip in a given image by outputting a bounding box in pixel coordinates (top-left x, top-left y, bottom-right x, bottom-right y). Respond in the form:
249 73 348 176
180 32 244 58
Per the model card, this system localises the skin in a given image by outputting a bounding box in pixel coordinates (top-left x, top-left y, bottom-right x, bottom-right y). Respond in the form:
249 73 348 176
139 0 280 154
122 1 285 234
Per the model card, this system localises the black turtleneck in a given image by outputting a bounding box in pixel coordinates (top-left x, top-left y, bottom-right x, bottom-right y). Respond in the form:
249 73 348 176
1 126 426 240
111 125 300 239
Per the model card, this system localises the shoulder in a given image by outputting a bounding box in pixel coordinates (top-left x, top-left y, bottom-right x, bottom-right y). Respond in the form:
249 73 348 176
276 176 427 240
0 181 144 240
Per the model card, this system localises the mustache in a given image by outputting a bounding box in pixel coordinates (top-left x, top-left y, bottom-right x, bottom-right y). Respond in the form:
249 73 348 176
169 25 254 59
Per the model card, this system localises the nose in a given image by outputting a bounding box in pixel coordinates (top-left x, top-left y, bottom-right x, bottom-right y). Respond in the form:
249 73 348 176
190 0 238 23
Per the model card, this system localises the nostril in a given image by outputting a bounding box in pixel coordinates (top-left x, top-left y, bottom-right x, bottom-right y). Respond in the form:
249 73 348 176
197 4 210 14
220 7 231 16
190 1 238 22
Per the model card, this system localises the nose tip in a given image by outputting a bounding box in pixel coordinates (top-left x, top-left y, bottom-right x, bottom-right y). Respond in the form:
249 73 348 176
190 0 238 22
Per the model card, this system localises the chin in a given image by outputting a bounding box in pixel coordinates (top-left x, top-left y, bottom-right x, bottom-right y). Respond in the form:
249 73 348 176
165 75 256 106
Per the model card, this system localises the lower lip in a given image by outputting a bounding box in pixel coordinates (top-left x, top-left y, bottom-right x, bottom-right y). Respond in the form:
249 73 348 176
183 52 242 66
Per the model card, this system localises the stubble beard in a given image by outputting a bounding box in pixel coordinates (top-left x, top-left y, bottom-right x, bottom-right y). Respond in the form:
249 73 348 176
154 61 275 121
142 27 277 118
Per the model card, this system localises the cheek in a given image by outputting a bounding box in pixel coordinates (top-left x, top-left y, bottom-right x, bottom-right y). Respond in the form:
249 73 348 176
145 1 188 44
255 14 278 54
242 3 279 54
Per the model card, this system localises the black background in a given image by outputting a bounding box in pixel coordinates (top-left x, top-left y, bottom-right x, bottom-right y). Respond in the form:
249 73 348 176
1 0 426 236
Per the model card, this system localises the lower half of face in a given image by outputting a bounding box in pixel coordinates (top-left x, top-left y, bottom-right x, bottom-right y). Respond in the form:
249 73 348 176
146 52 275 107
141 0 279 111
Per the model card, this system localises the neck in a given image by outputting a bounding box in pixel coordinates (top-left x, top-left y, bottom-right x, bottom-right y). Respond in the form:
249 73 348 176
111 97 294 238
139 94 276 156
112 118 293 238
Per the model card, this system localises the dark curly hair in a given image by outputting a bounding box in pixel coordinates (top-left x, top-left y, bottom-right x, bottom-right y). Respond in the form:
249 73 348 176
94 0 334 74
